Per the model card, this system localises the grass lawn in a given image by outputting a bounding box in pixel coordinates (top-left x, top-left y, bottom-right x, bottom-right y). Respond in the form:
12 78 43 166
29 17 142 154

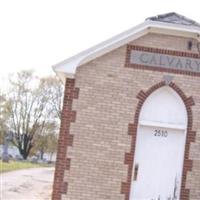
0 160 50 173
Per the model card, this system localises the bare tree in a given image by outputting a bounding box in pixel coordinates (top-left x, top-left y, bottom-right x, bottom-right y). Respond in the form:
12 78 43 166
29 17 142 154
8 71 47 159
6 71 63 159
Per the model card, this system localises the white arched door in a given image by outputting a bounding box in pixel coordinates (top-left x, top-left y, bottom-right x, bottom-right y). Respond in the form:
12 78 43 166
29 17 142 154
130 86 187 200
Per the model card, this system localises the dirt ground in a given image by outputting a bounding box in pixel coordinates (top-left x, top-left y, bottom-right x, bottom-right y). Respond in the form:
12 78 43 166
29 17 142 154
1 167 54 200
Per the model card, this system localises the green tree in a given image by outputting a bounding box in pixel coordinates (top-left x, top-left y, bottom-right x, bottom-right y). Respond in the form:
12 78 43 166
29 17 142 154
46 133 58 162
32 76 63 160
33 122 58 160
0 94 11 144
39 76 63 120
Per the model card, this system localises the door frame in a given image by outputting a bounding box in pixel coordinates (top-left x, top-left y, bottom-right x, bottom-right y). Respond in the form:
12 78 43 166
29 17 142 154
121 81 196 200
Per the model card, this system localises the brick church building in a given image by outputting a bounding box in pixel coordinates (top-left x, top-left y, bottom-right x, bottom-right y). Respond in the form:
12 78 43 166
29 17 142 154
52 13 200 200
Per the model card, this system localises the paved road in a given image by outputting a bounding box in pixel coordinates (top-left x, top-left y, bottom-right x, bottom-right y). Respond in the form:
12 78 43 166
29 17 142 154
1 167 54 200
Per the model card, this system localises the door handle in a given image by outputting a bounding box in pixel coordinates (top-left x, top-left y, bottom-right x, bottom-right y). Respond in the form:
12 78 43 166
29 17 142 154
133 163 139 181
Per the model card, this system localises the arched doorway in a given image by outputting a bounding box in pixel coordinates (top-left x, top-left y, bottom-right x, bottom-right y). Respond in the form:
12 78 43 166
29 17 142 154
130 86 188 199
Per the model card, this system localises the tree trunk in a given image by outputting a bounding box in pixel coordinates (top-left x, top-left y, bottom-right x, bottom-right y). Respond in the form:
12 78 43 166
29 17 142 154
18 145 32 160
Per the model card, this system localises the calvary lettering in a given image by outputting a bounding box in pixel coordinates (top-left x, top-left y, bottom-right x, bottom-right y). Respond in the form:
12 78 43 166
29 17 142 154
130 50 200 73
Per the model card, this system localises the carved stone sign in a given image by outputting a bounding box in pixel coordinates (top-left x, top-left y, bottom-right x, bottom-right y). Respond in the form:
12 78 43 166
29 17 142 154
130 50 200 73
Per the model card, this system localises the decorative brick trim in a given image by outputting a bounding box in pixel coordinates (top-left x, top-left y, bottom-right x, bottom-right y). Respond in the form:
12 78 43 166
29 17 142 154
61 182 68 194
52 78 79 200
121 81 196 200
125 45 200 77
186 96 195 106
128 123 137 136
121 182 130 195
66 158 71 170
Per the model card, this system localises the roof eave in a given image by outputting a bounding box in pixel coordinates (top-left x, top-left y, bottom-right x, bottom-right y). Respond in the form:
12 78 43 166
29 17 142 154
53 21 200 82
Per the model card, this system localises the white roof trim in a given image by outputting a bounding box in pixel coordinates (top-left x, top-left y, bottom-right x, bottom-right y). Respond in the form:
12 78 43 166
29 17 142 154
52 20 200 81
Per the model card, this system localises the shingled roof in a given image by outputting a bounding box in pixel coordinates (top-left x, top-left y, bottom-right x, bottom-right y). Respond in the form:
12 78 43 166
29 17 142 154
147 12 200 28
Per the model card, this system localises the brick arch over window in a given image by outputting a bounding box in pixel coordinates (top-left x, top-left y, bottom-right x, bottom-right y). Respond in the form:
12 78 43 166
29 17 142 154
121 81 196 200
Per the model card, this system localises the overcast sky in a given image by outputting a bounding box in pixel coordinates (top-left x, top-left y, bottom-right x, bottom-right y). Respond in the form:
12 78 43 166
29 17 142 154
0 0 200 80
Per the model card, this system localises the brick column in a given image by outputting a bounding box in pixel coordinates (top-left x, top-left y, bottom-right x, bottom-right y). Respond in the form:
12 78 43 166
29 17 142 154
52 78 79 200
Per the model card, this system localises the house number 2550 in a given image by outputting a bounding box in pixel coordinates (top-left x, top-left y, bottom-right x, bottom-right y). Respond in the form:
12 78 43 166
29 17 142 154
154 129 168 137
